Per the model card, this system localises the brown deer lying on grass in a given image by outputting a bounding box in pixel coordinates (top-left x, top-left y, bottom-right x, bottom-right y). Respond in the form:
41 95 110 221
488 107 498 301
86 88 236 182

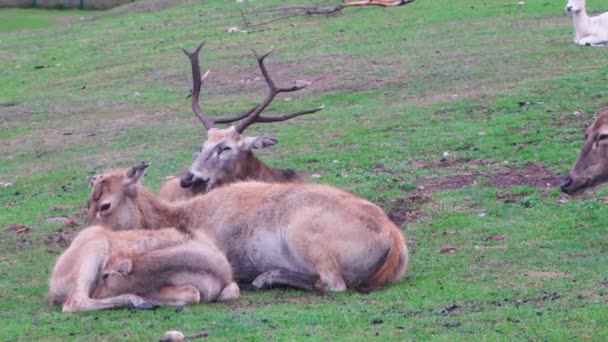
87 164 408 292
561 110 608 194
159 42 323 201
49 223 238 312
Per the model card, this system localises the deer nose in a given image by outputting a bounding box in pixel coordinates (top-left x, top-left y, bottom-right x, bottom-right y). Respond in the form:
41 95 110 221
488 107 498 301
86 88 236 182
560 175 573 193
180 173 196 188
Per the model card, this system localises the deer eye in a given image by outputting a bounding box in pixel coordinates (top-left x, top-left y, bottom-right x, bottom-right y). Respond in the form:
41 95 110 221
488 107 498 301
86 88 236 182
100 202 111 211
599 134 608 141
218 146 232 155
102 273 109 280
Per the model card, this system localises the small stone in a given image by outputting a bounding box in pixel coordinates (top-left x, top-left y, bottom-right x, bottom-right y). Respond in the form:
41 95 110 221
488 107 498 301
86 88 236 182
162 331 185 342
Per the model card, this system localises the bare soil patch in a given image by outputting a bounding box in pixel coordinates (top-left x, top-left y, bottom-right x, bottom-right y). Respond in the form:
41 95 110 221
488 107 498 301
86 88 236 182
523 271 570 279
44 229 76 248
386 194 431 227
416 162 561 192
3 224 31 237
0 103 32 125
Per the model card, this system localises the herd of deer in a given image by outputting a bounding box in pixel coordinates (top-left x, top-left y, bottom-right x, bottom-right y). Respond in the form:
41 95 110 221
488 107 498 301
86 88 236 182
46 38 608 312
48 42 406 312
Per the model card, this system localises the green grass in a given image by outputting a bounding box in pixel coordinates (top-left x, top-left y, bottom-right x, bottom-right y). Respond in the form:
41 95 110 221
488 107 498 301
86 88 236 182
1 0 607 340
0 8 83 32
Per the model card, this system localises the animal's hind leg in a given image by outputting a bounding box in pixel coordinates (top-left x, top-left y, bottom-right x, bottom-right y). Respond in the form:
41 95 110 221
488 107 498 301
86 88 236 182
252 268 321 292
144 285 201 307
217 282 240 301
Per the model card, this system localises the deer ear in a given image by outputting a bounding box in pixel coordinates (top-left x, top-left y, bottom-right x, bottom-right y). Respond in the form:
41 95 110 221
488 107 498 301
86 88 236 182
240 136 278 150
87 175 99 186
112 259 133 276
125 163 149 186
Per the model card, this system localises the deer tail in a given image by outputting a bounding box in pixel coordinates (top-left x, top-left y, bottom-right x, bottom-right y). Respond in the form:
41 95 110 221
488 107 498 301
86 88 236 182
362 228 408 291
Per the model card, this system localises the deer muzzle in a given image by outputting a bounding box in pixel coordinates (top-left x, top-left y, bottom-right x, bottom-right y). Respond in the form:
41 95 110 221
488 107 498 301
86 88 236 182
180 172 207 189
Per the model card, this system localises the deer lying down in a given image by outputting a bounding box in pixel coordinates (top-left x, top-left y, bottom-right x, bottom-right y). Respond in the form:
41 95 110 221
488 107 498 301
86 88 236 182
561 110 608 194
48 225 238 312
87 164 408 292
158 42 322 201
565 0 608 46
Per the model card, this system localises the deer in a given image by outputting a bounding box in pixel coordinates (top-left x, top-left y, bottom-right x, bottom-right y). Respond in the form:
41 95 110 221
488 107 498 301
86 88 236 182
565 0 608 46
87 164 409 293
561 110 608 194
158 42 323 201
48 224 239 312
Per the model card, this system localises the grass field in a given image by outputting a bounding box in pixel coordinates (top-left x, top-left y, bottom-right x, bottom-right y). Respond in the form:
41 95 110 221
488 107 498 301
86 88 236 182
1 0 607 340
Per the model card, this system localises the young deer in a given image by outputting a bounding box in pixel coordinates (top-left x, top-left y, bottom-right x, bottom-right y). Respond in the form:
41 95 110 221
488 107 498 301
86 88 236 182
49 224 238 312
159 42 323 201
561 110 608 194
87 164 408 293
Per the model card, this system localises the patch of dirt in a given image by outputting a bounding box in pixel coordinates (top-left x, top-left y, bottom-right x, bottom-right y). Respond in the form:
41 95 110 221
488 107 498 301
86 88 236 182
523 271 570 279
3 224 31 237
412 158 484 169
439 246 457 254
386 194 431 227
495 192 525 203
482 234 507 242
44 229 76 248
417 162 562 193
0 103 32 125
490 292 560 308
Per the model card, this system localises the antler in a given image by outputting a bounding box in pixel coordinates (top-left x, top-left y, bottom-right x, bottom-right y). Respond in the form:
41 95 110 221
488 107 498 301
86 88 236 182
181 42 323 133
233 50 323 133
181 41 213 130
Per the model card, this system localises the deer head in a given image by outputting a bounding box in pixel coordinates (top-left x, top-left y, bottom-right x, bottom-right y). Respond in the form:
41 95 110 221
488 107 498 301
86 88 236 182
561 110 608 194
565 0 585 13
177 42 323 192
86 164 148 229
91 256 133 300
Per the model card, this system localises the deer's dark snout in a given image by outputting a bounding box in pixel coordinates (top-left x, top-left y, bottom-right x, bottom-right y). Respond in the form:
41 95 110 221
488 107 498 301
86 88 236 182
180 172 207 189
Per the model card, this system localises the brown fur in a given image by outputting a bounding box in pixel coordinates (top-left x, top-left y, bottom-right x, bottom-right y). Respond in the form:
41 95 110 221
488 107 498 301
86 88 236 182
48 225 237 312
159 127 302 200
562 110 608 194
89 166 409 292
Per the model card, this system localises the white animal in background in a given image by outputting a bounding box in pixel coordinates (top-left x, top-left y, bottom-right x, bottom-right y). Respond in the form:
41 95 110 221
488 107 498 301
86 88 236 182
565 0 608 46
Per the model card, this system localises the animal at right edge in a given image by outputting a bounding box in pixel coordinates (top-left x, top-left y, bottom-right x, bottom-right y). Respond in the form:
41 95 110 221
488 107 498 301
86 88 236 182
566 0 608 46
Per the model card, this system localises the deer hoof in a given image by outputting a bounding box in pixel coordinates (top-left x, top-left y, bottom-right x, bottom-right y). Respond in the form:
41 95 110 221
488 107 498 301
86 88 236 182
135 301 158 310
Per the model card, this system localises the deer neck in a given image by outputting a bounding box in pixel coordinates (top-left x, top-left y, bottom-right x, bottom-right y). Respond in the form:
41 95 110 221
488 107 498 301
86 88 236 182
134 186 186 230
572 7 589 28
242 152 298 183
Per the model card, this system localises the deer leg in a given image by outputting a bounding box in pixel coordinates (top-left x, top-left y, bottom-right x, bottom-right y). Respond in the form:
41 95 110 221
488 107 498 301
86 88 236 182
217 282 240 301
63 294 156 312
578 35 606 47
143 285 201 307
251 268 321 292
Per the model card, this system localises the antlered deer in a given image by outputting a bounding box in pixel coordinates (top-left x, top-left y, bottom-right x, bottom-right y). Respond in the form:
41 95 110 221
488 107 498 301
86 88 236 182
49 223 238 312
87 164 408 292
159 42 323 201
561 110 608 194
